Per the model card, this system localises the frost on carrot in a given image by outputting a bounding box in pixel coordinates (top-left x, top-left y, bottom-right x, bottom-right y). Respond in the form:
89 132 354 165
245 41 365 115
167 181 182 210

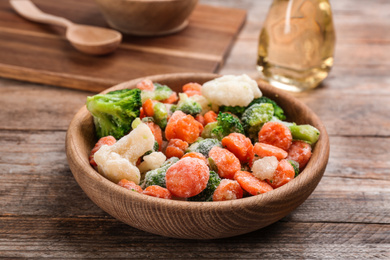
268 159 295 189
142 185 172 199
165 139 189 159
222 133 254 166
258 121 292 151
208 146 241 179
234 171 273 195
165 157 209 198
118 179 143 193
286 140 312 170
253 142 288 161
212 179 243 201
165 111 202 144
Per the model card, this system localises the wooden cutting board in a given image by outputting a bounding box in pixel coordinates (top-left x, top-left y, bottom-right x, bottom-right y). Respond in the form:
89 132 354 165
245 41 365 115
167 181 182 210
0 0 246 92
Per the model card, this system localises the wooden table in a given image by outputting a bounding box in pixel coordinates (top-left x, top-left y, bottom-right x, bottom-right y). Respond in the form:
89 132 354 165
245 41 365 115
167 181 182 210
1 0 389 258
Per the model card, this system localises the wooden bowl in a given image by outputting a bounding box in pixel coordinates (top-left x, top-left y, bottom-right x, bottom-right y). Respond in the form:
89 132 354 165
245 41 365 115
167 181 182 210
94 0 198 36
66 73 329 239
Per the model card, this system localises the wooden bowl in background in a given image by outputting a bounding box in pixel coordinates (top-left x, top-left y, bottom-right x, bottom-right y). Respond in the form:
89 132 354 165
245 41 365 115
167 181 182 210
66 73 329 239
94 0 199 36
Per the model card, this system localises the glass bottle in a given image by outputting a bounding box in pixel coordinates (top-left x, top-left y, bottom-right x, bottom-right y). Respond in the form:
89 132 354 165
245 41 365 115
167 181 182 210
257 0 336 92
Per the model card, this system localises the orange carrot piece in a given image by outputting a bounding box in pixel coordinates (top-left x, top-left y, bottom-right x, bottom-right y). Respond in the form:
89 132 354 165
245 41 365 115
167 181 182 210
182 152 208 165
136 79 154 91
208 147 241 179
268 159 295 189
287 141 312 170
212 179 243 201
117 179 143 193
222 133 254 166
165 139 189 159
254 142 288 161
142 185 172 199
195 114 206 126
175 115 203 144
184 90 202 97
234 171 273 195
204 111 218 125
145 122 163 151
182 82 202 92
165 111 187 140
89 136 116 166
166 157 209 198
258 122 292 151
142 99 155 117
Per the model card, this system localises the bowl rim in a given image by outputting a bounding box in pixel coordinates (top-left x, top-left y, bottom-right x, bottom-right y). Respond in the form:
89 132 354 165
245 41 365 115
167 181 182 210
67 72 329 211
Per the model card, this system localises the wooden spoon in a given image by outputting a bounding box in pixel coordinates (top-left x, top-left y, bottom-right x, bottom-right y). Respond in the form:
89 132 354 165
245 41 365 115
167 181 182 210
10 0 122 55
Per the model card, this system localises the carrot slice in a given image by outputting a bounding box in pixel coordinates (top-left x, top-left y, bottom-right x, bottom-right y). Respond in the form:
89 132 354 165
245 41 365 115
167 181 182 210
165 111 187 140
212 179 243 201
142 99 155 117
258 121 292 151
182 82 202 92
142 185 172 199
166 157 209 198
182 152 208 165
268 159 295 189
234 171 273 195
222 133 254 166
208 146 241 179
165 139 189 158
287 141 312 170
204 111 218 125
195 114 206 126
175 115 203 144
145 122 163 151
136 79 154 91
254 142 288 161
117 179 143 193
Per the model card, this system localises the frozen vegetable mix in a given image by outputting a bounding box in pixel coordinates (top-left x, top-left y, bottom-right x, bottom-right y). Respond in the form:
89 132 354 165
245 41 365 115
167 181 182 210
88 75 320 202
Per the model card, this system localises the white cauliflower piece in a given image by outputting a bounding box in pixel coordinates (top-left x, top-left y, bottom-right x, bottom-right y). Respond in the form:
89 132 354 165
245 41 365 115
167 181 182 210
94 123 155 184
138 152 166 174
201 74 262 107
251 156 278 181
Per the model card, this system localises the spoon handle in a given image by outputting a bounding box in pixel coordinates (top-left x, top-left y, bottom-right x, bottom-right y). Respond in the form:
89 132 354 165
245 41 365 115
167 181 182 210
10 0 73 28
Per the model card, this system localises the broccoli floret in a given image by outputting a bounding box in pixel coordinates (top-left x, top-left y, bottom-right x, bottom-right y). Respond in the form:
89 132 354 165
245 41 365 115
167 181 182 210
249 97 286 120
241 103 274 141
188 171 221 202
205 112 245 140
288 160 300 177
141 83 174 103
142 157 179 188
186 138 222 158
176 93 202 116
86 88 142 139
289 124 320 145
219 106 247 117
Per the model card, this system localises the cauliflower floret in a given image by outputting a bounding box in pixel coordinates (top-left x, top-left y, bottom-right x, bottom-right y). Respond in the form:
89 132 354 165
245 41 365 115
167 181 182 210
94 123 155 184
201 74 262 107
251 156 278 181
138 152 166 174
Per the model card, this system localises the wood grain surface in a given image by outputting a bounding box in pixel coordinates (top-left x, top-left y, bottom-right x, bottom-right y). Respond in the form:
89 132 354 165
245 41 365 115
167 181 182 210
0 0 389 258
0 0 246 92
